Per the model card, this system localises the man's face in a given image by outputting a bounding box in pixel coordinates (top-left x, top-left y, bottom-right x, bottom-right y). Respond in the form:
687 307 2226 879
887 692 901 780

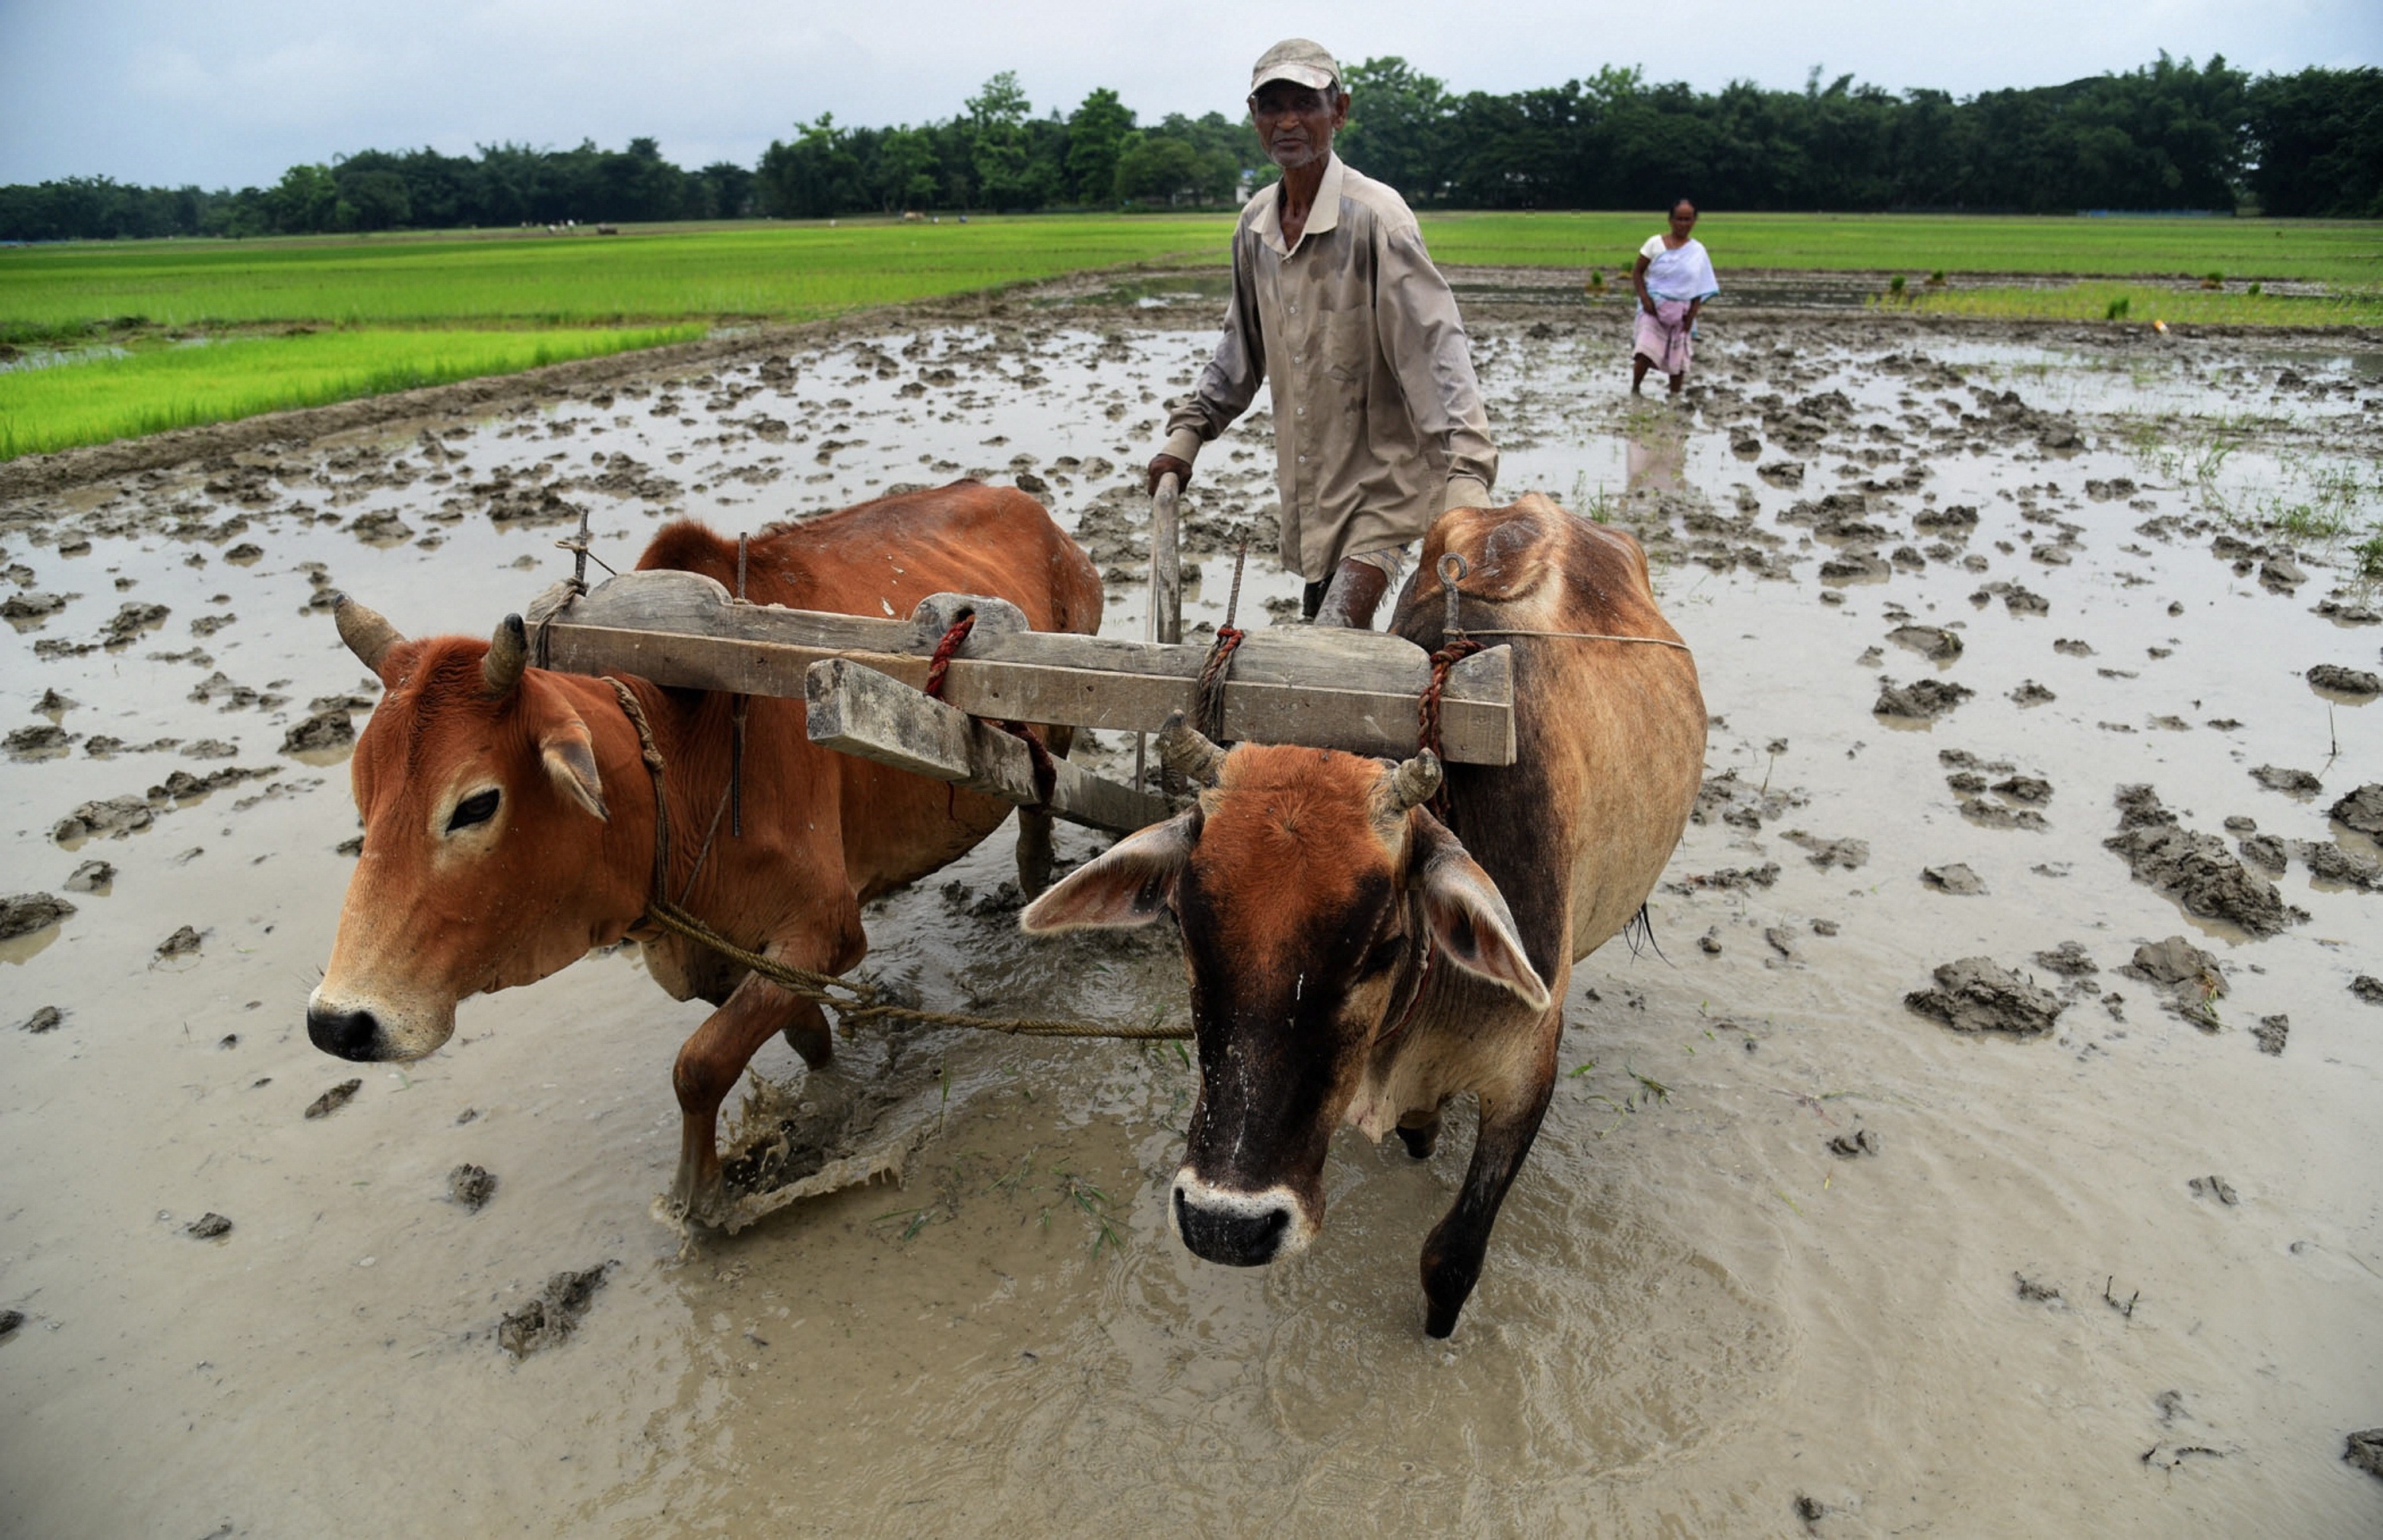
1248 81 1347 172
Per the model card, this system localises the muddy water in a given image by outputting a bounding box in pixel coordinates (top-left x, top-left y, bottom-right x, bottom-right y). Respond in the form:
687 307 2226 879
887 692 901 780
3 290 2380 1537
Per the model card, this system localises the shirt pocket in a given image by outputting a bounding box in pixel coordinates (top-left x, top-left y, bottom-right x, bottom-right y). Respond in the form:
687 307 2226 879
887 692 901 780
1317 304 1373 392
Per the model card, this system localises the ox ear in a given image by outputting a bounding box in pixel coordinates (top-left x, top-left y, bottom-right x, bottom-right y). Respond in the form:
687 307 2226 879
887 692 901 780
1412 816 1551 1014
1018 813 1193 932
540 712 608 823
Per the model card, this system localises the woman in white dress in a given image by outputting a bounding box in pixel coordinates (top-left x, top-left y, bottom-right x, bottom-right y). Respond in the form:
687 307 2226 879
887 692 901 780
1630 199 1719 396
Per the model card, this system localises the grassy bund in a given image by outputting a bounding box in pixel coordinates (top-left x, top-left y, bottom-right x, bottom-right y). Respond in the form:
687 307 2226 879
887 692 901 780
3 212 2377 459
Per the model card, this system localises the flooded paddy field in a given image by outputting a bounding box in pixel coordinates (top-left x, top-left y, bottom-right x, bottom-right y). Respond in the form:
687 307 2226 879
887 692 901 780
2 276 2380 1537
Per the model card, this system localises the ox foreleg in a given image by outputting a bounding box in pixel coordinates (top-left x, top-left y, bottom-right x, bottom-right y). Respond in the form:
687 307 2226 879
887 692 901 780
670 971 832 1225
1417 1026 1558 1338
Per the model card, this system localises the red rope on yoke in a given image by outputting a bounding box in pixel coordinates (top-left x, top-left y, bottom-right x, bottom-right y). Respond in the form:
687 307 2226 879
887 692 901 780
1194 624 1246 742
921 609 1056 813
1418 636 1484 820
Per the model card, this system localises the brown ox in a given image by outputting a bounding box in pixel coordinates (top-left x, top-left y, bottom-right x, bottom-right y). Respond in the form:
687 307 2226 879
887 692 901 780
308 483 1102 1222
1020 495 1704 1337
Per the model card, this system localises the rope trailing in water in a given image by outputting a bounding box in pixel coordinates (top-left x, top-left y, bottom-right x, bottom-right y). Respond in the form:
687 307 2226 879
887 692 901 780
601 676 1188 1042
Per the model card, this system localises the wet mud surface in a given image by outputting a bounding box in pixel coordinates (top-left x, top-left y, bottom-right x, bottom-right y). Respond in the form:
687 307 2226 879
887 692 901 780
2 272 2381 1536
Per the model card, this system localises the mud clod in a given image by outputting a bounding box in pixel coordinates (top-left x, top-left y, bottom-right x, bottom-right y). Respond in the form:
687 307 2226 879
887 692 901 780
448 1164 498 1211
154 924 201 959
1922 863 1987 894
21 1005 64 1033
304 1079 361 1119
279 708 355 753
2355 976 2383 1005
0 1309 22 1340
1873 677 1974 720
1786 832 1870 870
1828 1128 1881 1158
2103 785 2304 937
2014 1272 2061 1303
0 892 75 940
2250 764 2321 796
2188 1175 2238 1206
2122 935 2228 1028
2307 664 2381 700
498 1264 612 1358
2032 941 2097 976
2329 783 2383 838
185 1213 233 1239
2252 1015 2288 1056
62 859 114 892
1905 957 2063 1036
2346 1430 2383 1482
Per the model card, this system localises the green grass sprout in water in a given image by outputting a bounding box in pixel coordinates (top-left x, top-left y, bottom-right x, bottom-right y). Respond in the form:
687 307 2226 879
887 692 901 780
0 325 704 458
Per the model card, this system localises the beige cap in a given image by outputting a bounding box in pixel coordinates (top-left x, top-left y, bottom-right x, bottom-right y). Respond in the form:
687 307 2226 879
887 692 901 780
1250 38 1341 94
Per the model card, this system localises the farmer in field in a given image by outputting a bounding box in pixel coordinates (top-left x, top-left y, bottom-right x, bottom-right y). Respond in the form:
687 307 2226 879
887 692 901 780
1631 198 1719 396
1145 37 1497 630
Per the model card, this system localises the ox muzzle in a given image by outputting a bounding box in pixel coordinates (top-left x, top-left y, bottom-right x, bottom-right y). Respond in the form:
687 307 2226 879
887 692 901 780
305 983 454 1063
1169 1170 1318 1268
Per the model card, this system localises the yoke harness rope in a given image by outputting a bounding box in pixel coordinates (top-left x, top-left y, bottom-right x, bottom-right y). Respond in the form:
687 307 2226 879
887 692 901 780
923 612 1060 812
601 674 1189 1042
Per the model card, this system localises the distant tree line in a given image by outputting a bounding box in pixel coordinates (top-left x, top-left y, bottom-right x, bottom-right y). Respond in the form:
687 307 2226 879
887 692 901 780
2 56 2375 241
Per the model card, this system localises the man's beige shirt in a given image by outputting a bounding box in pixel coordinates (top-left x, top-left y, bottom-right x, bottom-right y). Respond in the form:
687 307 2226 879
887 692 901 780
1162 155 1497 581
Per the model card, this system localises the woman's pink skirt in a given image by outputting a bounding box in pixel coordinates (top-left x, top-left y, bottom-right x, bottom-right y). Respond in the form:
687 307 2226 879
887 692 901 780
1634 299 1693 376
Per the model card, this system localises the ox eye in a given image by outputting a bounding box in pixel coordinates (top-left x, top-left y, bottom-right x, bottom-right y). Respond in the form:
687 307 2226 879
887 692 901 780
446 789 500 833
1360 935 1407 978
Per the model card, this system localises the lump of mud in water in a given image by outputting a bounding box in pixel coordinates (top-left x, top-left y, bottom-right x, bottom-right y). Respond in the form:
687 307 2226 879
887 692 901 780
2314 598 2382 626
1690 767 1806 830
1994 776 2052 805
2252 1014 2288 1056
1904 957 2062 1036
1912 503 1978 533
2296 839 2383 891
2307 664 2381 701
346 510 415 546
2250 764 2321 796
497 1264 612 1358
1921 863 1987 894
1784 832 1869 870
2238 834 2288 873
99 601 170 646
2329 784 2383 837
2052 637 2095 657
1756 460 1803 488
185 1212 233 1239
2010 679 2057 706
21 1005 64 1033
1887 624 1963 660
448 1164 498 1211
2188 1175 2238 1206
1873 677 1973 720
0 1308 21 1339
2103 785 2304 937
1670 862 1782 893
2032 941 2097 977
304 1078 361 1119
1826 1128 1880 1159
279 709 354 754
0 892 75 941
5 724 74 759
2013 1272 2061 1302
2354 977 2383 1005
53 795 153 842
2348 1430 2383 1482
155 924 201 959
2 591 68 625
2122 935 2227 1028
2084 477 2138 501
2259 556 2305 592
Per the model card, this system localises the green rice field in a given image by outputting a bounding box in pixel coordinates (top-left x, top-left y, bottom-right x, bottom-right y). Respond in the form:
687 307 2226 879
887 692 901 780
0 325 702 460
2 212 2377 459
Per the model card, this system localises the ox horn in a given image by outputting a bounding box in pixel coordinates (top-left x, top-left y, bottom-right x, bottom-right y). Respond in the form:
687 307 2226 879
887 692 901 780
1388 750 1443 811
482 613 530 697
333 594 404 674
1157 711 1228 787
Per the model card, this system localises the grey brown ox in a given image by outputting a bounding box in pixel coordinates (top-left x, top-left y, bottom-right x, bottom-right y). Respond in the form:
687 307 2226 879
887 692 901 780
308 484 1102 1223
1020 496 1703 1337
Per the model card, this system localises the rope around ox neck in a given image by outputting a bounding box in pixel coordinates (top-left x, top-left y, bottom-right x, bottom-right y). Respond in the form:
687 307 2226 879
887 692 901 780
600 676 1188 1042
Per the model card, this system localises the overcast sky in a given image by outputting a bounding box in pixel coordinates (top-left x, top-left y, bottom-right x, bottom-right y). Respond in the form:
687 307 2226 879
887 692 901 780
3 0 2376 188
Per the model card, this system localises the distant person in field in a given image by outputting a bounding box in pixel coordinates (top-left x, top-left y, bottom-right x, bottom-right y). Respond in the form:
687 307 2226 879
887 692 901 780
1631 199 1718 396
1146 37 1497 630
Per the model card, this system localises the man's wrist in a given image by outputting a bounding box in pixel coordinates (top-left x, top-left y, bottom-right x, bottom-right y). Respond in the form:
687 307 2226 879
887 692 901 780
1444 474 1493 513
1161 428 1204 467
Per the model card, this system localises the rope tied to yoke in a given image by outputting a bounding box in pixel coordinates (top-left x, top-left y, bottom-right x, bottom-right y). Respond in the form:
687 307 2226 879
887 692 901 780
923 611 1059 812
601 674 1188 1042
